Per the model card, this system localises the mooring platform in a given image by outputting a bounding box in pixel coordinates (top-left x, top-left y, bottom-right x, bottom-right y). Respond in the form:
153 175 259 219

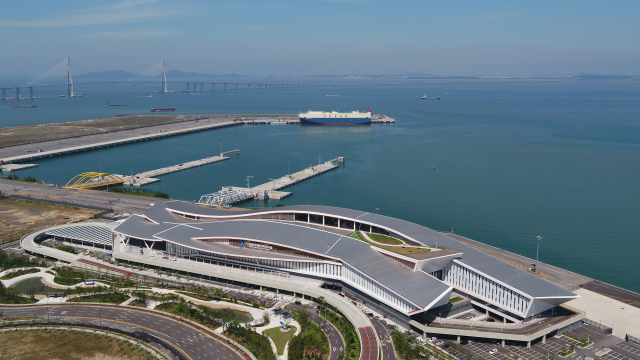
0 163 38 172
250 159 340 198
122 155 231 186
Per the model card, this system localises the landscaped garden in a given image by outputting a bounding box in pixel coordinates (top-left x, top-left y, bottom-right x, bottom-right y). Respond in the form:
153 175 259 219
287 310 330 359
350 231 431 256
0 268 40 280
264 325 297 355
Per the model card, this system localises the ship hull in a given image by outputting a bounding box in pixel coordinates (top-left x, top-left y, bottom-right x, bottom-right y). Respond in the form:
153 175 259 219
299 117 371 125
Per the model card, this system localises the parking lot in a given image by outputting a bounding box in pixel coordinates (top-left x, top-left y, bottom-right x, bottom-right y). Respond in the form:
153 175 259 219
433 324 640 360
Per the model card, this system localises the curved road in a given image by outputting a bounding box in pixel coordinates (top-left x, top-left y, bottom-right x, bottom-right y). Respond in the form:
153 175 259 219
0 305 243 360
286 302 346 360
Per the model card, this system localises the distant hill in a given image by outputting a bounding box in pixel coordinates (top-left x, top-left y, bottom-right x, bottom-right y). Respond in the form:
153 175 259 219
77 70 139 79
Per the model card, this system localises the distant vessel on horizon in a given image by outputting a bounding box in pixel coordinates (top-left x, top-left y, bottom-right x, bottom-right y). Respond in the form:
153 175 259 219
108 100 127 106
422 95 440 100
11 100 36 108
150 107 175 112
299 109 371 125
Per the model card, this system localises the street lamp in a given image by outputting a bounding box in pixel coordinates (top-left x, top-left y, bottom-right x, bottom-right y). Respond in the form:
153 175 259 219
535 236 543 272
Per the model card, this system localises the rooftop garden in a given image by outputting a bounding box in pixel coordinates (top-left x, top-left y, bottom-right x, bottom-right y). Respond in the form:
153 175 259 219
350 231 431 257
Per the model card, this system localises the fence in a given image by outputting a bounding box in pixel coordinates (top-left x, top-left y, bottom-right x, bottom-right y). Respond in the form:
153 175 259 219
584 319 613 333
629 335 640 346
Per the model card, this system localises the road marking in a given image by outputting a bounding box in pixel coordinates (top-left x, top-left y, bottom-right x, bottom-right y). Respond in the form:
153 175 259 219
163 338 193 360
61 316 158 333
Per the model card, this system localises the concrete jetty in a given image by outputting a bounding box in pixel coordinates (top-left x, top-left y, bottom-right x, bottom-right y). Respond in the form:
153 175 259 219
250 160 340 198
0 120 241 164
122 155 232 186
0 163 38 172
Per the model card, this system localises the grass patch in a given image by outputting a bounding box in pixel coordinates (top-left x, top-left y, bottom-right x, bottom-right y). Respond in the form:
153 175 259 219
368 233 404 245
72 292 130 304
0 176 45 184
449 297 463 304
352 231 431 256
0 268 40 280
128 299 148 308
264 325 297 355
108 187 169 199
0 328 158 360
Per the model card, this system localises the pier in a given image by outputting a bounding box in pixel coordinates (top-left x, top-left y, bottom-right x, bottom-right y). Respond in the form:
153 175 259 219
123 154 234 186
0 120 242 164
251 159 341 199
0 163 38 172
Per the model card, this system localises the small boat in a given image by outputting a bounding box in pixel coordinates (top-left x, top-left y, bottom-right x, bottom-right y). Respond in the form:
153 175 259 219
150 107 176 112
108 100 128 106
422 95 440 100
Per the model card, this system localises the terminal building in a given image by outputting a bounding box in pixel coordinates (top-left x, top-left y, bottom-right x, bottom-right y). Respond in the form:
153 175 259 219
112 201 579 330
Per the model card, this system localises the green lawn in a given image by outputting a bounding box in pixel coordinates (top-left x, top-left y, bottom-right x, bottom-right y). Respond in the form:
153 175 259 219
72 293 130 304
128 299 148 308
264 326 297 355
351 231 431 256
367 233 404 245
449 296 463 303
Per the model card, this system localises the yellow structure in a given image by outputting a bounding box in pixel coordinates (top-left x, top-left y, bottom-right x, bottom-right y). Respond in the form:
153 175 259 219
65 172 124 189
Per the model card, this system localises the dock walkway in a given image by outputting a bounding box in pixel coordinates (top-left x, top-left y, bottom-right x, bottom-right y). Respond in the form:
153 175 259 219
251 160 340 198
123 155 230 186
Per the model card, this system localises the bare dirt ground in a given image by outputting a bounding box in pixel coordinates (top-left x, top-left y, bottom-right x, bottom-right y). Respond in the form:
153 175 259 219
0 329 155 360
0 197 100 245
0 114 201 147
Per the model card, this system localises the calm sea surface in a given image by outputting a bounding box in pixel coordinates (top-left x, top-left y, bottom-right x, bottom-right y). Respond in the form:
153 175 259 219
1 79 639 292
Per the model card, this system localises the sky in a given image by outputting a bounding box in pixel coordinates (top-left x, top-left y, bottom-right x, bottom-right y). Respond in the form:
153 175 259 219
0 0 639 77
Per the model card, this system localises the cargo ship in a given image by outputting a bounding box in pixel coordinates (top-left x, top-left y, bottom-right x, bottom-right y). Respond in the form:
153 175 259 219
10 100 36 108
299 109 371 125
108 100 127 106
422 95 440 100
150 107 175 112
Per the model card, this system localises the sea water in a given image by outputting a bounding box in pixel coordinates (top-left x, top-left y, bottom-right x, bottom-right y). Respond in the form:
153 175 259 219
1 79 639 292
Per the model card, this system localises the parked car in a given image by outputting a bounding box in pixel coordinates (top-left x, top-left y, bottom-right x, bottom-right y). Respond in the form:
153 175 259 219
489 349 498 355
436 341 445 347
169 257 176 261
428 337 437 343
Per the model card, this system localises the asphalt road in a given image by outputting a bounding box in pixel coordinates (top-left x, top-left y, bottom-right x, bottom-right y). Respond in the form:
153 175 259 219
286 302 347 360
370 316 398 360
0 305 243 360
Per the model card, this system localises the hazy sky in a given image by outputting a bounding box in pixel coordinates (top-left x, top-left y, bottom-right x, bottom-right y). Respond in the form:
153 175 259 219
1 0 639 77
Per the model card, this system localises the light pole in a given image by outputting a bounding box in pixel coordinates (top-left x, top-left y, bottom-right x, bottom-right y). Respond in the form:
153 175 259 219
535 236 543 272
375 208 381 215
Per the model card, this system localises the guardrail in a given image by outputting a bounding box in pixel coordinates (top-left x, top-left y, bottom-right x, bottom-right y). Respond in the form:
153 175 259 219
628 334 640 346
584 319 613 333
